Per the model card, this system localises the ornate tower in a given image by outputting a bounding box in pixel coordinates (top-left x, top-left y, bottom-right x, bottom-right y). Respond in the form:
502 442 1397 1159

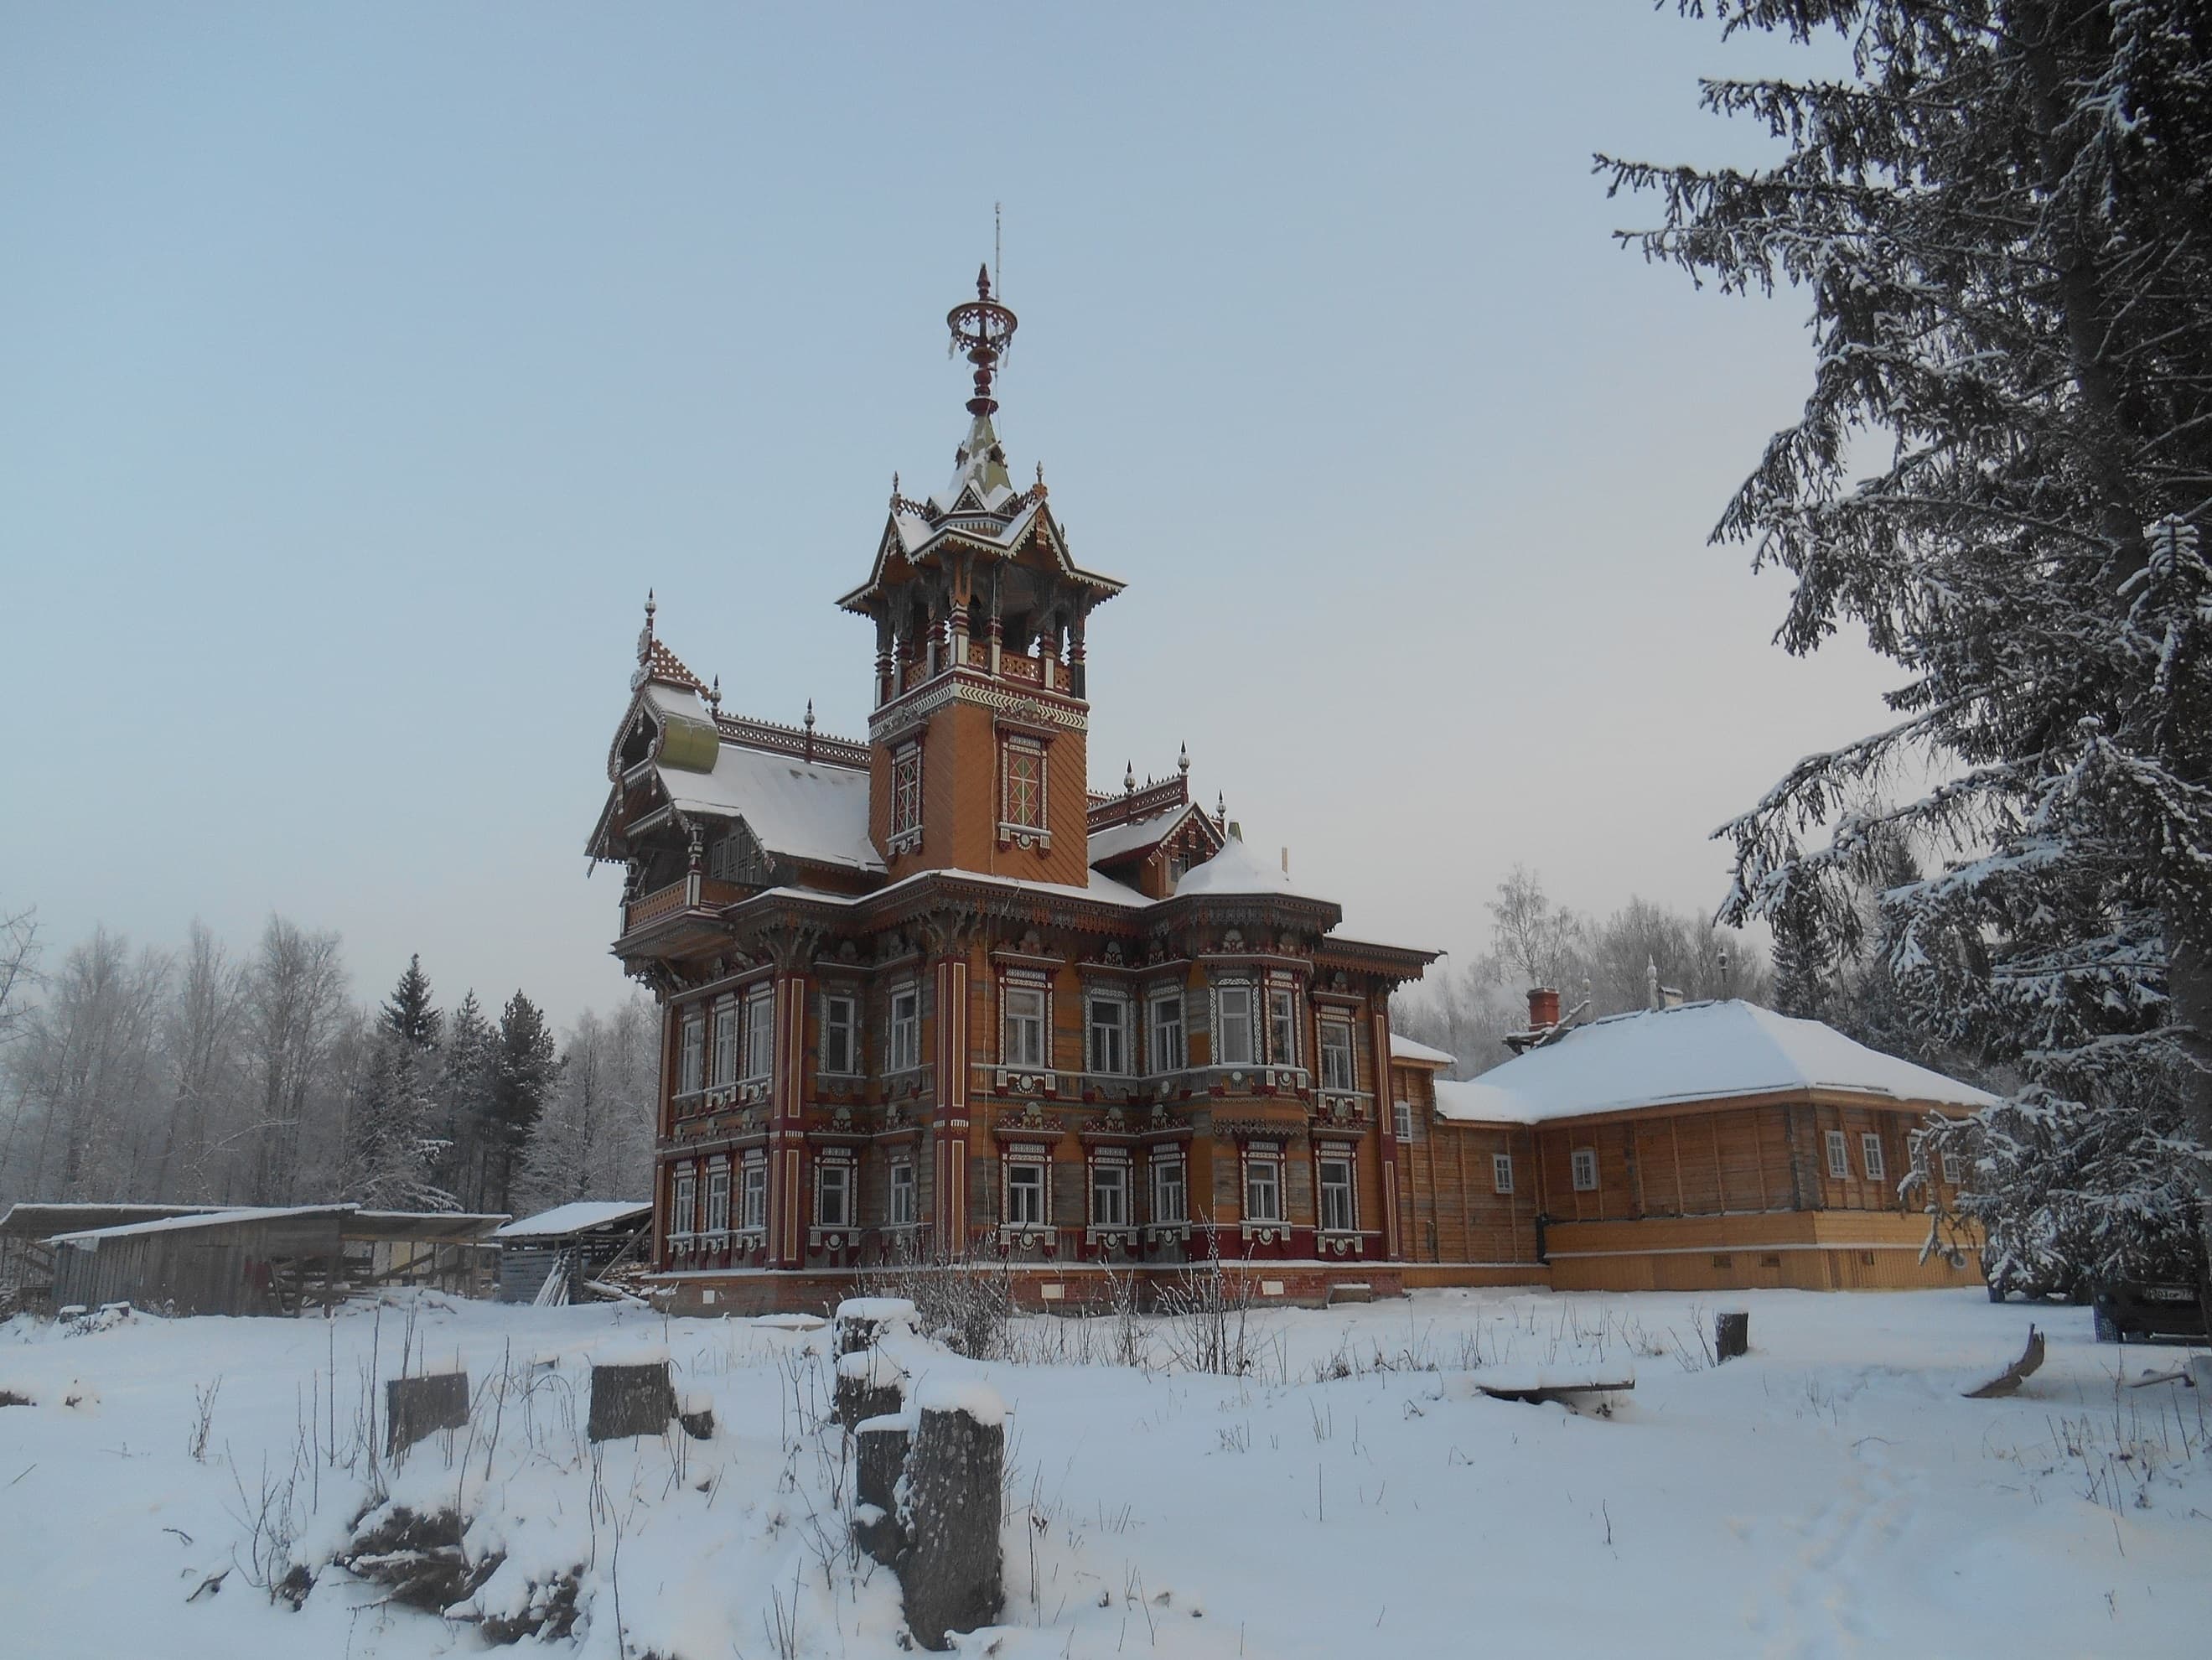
838 270 1123 888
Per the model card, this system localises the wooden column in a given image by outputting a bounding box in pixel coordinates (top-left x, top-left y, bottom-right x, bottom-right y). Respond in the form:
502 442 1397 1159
1372 1003 1401 1259
932 953 971 1249
767 969 810 1268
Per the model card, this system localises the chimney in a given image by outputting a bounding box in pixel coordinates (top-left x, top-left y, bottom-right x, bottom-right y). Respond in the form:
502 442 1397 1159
1527 987 1560 1030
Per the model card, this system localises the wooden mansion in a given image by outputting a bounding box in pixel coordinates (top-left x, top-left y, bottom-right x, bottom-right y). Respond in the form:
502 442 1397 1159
588 273 1991 1312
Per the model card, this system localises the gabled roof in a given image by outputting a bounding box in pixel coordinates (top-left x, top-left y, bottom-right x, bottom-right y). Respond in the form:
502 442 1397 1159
1087 801 1209 866
1430 999 1995 1126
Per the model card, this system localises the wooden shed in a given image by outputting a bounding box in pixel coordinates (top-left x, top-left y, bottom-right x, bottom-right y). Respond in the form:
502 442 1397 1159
494 1201 652 1304
46 1204 509 1316
1 1203 225 1310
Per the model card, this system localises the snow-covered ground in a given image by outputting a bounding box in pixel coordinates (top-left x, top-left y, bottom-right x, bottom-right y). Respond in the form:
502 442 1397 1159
2 1286 2206 1658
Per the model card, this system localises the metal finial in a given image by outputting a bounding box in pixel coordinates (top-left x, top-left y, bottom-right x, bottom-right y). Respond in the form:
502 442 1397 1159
708 674 721 712
1124 760 1135 794
947 265 1018 417
1216 791 1226 822
1178 741 1190 776
804 698 816 730
892 470 900 500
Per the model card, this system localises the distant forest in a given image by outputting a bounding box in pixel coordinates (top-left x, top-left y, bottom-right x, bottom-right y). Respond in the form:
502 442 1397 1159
0 904 652 1219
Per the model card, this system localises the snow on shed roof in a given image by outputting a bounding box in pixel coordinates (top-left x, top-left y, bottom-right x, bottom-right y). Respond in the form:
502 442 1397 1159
48 1204 354 1245
660 742 883 873
495 1201 654 1240
1429 1000 1995 1125
1389 1033 1456 1067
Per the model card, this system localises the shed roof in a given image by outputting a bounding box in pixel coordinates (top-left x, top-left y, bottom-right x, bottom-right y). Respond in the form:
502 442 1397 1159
48 1204 353 1245
495 1200 653 1240
1429 999 1995 1126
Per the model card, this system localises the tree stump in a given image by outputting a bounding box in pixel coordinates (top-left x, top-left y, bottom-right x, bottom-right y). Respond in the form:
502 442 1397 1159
385 1372 469 1457
835 1296 919 1357
676 1390 716 1440
899 1383 1004 1650
1715 1310 1750 1364
835 1347 907 1430
588 1357 676 1442
853 1414 912 1564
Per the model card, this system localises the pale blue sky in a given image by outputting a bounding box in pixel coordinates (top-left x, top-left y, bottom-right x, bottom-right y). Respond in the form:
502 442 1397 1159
0 4 1881 1025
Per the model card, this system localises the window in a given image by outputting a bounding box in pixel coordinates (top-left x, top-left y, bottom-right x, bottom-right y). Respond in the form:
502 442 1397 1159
1712 1254 1733 1268
1151 1154 1186 1224
1091 1161 1129 1228
888 988 920 1072
1002 739 1046 831
888 1160 916 1227
1318 1154 1355 1233
1826 1129 1851 1180
712 1001 739 1087
1002 984 1049 1068
1938 1143 1958 1185
744 990 775 1082
1570 1147 1598 1192
1393 1098 1414 1141
1268 988 1298 1066
741 1160 767 1232
1149 993 1186 1073
671 1167 697 1236
1244 1153 1282 1222
1006 1160 1047 1227
821 993 858 1075
706 1165 731 1234
890 743 923 845
1216 984 1256 1066
1861 1132 1887 1181
1087 995 1127 1075
816 1162 852 1229
1319 1020 1355 1092
678 1015 705 1095
1492 1152 1515 1195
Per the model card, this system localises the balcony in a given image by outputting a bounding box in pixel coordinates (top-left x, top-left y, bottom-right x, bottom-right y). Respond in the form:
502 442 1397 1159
622 876 748 936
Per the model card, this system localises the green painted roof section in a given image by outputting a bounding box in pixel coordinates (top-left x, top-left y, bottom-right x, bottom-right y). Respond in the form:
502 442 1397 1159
656 712 721 773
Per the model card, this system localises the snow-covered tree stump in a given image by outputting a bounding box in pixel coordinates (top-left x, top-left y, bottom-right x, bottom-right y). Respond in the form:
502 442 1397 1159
835 1295 919 1357
588 1352 676 1443
1715 1310 1749 1364
835 1346 907 1430
676 1390 715 1440
898 1382 1004 1650
385 1371 469 1457
853 1413 911 1565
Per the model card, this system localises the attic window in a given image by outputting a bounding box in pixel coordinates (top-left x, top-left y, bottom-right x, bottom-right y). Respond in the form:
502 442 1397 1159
619 713 657 771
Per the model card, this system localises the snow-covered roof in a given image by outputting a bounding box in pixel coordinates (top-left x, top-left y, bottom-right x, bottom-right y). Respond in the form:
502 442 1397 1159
1087 804 1198 866
1389 1033 1456 1067
495 1200 653 1240
1173 834 1313 900
660 742 883 874
1429 1000 1996 1125
48 1204 353 1244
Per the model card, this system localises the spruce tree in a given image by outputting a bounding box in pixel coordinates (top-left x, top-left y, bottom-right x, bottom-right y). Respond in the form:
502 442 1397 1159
1605 2 2212 1291
437 991 495 1208
488 991 559 1216
381 954 441 1050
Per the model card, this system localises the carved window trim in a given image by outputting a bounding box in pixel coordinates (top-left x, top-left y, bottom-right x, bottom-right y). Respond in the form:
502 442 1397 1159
888 740 924 854
999 734 1050 847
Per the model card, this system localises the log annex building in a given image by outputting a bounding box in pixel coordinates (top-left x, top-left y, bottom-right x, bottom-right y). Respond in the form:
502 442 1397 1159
588 273 1991 1313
